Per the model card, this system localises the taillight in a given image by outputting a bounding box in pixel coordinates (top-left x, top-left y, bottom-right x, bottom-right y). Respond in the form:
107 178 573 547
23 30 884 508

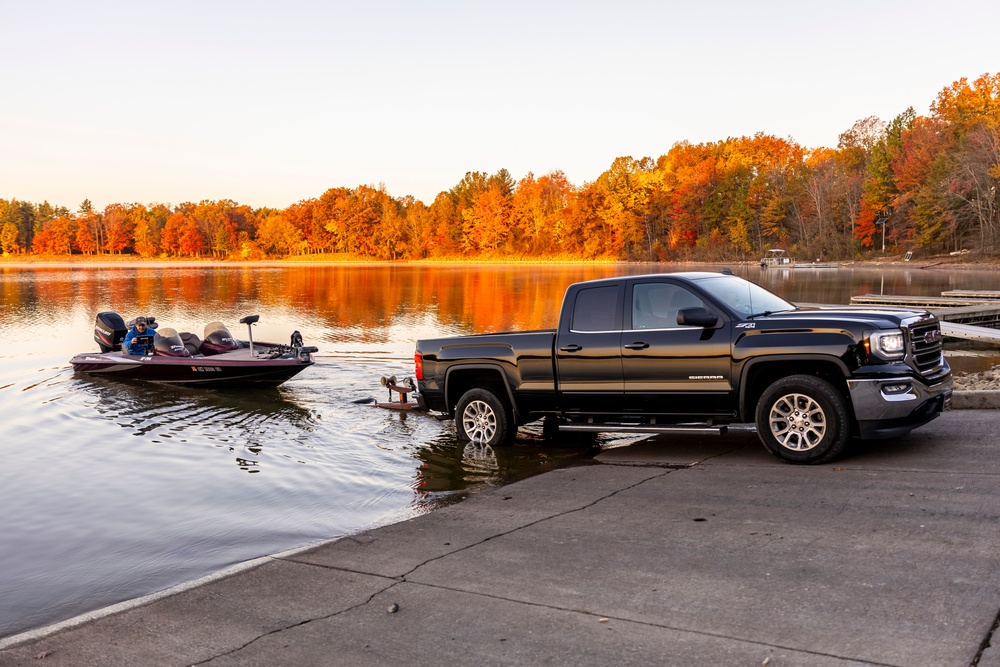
414 352 423 380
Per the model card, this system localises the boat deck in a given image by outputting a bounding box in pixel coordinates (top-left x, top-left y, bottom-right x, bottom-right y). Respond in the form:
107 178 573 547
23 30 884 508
195 347 269 361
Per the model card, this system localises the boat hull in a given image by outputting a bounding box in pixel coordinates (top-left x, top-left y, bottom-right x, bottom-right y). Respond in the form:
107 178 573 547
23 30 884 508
70 346 314 387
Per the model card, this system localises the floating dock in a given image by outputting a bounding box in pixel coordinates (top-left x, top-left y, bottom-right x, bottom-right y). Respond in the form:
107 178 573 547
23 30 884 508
939 321 1000 344
850 294 998 307
941 290 1000 300
930 304 1000 328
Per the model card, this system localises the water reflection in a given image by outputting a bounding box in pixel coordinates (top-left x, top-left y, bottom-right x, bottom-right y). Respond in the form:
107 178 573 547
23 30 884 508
69 375 318 474
3 262 1000 640
6 264 1000 343
408 428 599 498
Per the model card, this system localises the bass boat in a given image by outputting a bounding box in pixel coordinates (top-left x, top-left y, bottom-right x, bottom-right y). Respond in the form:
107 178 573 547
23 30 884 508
70 312 318 387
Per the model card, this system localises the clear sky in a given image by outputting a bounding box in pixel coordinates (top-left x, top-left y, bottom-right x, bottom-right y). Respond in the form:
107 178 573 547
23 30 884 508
2 0 998 211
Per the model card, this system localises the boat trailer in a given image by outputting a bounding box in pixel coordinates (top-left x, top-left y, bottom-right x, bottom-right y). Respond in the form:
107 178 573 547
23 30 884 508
376 375 421 411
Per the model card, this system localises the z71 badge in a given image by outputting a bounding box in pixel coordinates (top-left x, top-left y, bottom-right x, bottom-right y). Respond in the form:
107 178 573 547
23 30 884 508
735 322 756 329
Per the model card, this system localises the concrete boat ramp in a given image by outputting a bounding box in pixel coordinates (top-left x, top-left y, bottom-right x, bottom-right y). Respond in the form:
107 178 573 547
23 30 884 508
2 409 1000 667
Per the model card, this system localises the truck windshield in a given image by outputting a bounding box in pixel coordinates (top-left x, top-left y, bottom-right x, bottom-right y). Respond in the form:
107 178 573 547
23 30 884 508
695 276 794 317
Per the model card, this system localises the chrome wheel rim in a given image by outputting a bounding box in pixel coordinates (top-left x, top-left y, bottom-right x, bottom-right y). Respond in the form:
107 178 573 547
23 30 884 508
768 392 826 451
462 399 497 443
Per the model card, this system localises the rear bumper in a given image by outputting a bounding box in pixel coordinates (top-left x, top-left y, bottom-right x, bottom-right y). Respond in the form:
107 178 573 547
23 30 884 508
848 375 953 439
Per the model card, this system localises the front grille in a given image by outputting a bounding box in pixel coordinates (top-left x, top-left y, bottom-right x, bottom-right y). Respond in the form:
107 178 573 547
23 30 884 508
908 320 944 375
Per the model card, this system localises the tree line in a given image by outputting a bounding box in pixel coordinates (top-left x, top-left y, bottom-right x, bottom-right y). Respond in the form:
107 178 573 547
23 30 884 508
3 73 998 262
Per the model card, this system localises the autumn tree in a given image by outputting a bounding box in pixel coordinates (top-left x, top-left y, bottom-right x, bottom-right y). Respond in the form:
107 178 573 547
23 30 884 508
398 195 433 259
256 211 303 257
929 73 1000 252
510 171 572 255
102 204 133 254
588 157 657 259
426 192 463 256
280 199 335 254
32 215 75 254
461 171 514 254
178 216 207 256
74 200 103 254
0 221 18 255
160 212 189 256
655 142 717 256
0 199 37 253
133 204 169 257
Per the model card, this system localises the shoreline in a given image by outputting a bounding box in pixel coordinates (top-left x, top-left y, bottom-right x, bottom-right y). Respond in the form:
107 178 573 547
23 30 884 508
3 255 1000 270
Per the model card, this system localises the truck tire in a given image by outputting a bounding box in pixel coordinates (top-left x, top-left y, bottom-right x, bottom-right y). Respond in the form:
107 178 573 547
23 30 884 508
755 375 849 464
456 388 516 447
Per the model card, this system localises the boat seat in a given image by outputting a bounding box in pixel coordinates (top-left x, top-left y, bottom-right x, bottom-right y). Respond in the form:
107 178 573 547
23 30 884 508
179 332 203 355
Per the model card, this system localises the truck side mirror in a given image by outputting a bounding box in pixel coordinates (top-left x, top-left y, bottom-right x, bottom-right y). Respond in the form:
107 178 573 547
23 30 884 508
677 307 719 328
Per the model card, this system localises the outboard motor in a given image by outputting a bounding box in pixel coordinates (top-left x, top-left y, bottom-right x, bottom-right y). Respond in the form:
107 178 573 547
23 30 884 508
202 321 241 355
95 312 127 352
152 328 191 357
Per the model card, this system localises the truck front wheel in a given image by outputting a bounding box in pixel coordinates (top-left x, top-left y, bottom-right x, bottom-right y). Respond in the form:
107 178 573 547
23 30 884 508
755 375 849 464
456 388 516 447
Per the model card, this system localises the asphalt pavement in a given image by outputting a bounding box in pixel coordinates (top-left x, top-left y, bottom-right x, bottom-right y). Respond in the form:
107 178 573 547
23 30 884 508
2 405 999 666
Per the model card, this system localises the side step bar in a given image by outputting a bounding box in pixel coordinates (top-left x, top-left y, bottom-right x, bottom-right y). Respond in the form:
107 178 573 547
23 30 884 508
560 424 737 436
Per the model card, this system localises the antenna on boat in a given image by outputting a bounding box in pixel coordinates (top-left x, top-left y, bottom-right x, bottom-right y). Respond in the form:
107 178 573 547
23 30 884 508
240 315 260 358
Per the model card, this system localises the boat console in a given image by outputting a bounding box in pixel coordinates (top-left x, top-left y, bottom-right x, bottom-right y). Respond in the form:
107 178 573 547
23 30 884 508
151 328 191 357
202 322 242 355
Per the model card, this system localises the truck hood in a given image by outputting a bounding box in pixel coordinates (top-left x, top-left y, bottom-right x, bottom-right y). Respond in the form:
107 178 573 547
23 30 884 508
750 305 934 330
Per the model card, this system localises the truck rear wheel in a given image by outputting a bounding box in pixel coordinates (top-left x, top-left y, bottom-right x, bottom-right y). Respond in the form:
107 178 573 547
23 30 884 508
456 388 516 447
755 375 849 464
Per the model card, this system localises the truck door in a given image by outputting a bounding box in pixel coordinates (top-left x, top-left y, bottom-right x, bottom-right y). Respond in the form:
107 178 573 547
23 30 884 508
622 279 733 417
555 283 624 415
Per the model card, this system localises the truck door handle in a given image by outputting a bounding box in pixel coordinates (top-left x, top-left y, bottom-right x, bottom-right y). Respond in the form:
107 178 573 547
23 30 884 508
624 342 649 350
559 344 582 352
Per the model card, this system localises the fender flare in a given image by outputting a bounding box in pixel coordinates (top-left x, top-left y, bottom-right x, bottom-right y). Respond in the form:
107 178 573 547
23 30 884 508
738 354 852 419
444 363 520 422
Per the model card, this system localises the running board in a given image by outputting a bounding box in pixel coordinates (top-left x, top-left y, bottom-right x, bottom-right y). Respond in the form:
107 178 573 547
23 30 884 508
560 424 735 435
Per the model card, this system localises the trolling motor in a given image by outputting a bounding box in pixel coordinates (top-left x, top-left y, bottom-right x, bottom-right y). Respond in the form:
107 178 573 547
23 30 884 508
290 330 319 361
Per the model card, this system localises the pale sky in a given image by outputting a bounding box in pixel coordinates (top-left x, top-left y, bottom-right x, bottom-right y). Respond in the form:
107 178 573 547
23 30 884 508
2 0 998 211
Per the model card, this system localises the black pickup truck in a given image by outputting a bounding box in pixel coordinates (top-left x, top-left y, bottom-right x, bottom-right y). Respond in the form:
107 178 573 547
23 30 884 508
414 270 953 464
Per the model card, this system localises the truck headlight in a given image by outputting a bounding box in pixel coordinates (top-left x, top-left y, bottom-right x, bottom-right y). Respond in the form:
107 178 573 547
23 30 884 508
868 329 905 361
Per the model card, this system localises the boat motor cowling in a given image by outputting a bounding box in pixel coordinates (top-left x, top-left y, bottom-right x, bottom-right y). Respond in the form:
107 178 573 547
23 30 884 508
95 312 127 352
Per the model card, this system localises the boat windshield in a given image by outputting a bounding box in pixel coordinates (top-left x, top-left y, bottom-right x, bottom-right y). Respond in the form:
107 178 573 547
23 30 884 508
153 328 191 357
694 276 794 318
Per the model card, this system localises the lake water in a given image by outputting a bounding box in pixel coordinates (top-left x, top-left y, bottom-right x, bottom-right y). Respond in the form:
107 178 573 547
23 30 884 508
1 262 998 640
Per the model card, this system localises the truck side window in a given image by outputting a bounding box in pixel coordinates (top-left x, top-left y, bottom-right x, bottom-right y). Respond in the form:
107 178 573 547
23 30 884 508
632 283 703 329
571 286 619 332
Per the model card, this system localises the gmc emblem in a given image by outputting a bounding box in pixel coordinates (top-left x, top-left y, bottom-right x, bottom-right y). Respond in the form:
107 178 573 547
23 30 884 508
923 330 942 344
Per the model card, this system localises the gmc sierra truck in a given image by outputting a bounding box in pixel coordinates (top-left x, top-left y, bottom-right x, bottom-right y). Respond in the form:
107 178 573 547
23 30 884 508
414 270 953 464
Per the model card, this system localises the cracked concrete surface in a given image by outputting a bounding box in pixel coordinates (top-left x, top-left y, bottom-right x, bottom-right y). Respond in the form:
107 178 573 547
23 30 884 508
2 411 1000 666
